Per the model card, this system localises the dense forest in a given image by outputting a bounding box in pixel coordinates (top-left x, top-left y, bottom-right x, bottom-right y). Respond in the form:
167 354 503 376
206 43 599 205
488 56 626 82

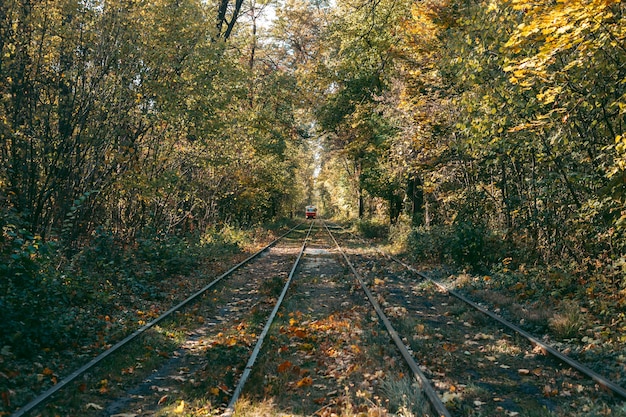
2 0 626 408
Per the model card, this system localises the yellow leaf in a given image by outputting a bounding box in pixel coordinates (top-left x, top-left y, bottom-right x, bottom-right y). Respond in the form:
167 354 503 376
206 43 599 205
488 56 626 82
175 400 185 413
296 377 313 388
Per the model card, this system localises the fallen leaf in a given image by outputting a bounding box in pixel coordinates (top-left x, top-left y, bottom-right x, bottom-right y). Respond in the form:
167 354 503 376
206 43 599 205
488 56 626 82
277 361 293 373
122 367 135 375
518 369 530 375
158 395 168 405
85 403 103 410
296 377 313 387
543 385 558 397
443 343 457 352
442 391 461 403
175 400 185 413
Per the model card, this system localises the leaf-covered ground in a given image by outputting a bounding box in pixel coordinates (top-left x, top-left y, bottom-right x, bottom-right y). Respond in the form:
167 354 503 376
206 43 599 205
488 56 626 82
0 227 282 416
4 223 626 417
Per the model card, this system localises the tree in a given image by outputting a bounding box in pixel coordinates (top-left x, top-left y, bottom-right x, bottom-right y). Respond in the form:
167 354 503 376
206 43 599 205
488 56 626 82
313 0 411 219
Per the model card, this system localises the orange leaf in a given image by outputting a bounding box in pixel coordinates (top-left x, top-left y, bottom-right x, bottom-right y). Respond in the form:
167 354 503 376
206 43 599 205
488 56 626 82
443 343 457 352
296 377 313 388
294 329 307 339
158 395 168 405
42 368 54 376
277 361 293 373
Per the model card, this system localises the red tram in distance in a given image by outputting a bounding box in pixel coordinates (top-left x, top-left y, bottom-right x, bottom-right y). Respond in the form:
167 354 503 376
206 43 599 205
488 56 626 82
305 205 317 219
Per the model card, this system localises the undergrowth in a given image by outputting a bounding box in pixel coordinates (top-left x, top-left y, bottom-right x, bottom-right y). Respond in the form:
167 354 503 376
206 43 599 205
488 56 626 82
0 222 269 387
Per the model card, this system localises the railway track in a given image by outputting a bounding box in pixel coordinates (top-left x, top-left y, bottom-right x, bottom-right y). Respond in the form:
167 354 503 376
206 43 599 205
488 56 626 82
11 220 626 416
10 223 307 416
328 222 626 416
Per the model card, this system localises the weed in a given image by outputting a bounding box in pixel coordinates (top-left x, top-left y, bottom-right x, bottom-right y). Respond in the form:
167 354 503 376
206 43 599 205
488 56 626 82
354 219 389 239
380 376 427 417
548 300 586 340
232 398 283 416
260 275 285 298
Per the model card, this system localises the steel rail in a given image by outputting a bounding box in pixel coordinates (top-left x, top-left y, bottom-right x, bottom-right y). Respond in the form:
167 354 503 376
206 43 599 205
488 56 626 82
389 256 626 400
331 221 626 400
11 224 304 417
222 220 315 417
322 221 451 417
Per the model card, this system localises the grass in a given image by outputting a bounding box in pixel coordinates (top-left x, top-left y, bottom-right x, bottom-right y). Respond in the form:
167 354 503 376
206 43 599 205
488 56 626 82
548 300 586 340
380 376 428 417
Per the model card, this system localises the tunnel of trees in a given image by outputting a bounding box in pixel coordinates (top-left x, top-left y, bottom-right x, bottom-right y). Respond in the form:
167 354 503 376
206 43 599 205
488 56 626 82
2 0 626 383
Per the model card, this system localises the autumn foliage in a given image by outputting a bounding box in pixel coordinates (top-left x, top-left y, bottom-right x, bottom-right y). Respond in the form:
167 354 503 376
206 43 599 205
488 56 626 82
2 0 626 412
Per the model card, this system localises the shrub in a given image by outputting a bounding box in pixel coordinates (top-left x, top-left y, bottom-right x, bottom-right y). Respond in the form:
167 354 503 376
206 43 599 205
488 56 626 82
548 300 586 340
407 225 446 264
407 222 504 271
354 218 388 239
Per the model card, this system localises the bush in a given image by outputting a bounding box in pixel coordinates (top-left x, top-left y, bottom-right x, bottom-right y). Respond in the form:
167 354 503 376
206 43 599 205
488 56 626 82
407 225 447 264
388 216 412 251
354 218 389 239
407 221 504 271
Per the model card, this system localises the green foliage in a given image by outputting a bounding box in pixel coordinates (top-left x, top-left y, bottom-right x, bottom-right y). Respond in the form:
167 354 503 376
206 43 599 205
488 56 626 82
0 219 255 361
406 221 504 272
354 218 389 239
